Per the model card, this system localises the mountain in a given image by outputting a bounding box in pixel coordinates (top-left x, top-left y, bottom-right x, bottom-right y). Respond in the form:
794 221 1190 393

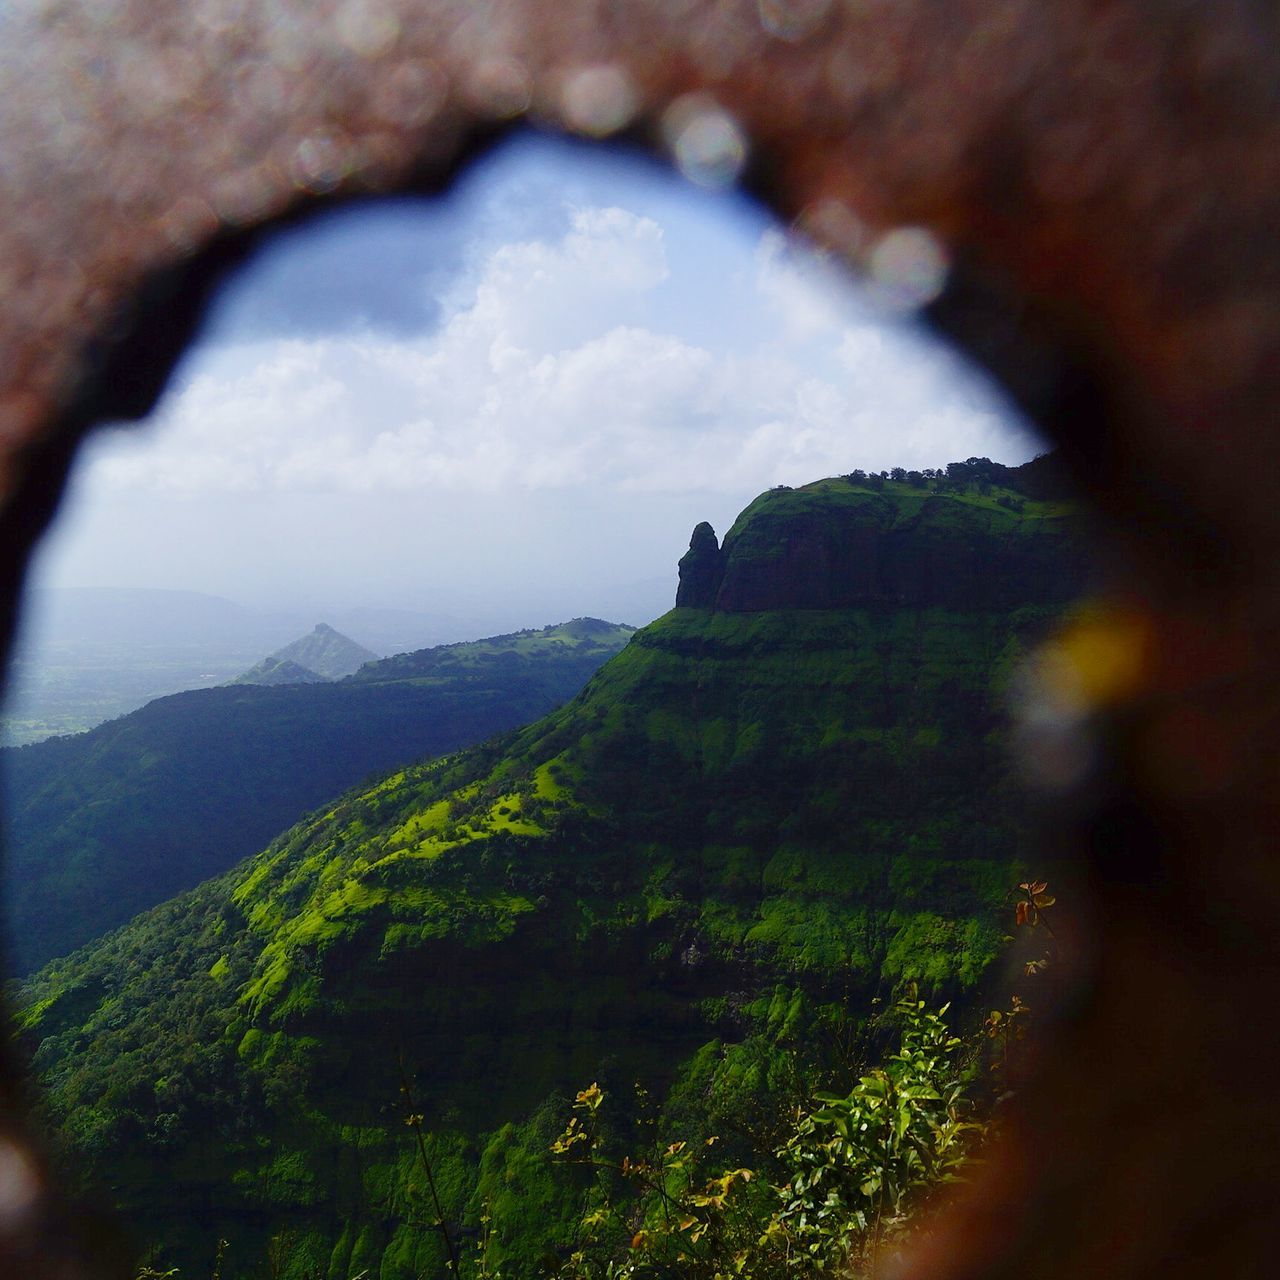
3 619 634 973
233 624 379 685
17 466 1088 1279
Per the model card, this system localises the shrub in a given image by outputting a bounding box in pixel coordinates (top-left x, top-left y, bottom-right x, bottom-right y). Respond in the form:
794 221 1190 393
546 996 984 1279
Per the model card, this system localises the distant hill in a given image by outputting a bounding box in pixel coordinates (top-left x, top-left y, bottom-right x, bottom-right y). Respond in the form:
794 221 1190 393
233 623 378 685
2 619 634 973
1 592 475 745
17 469 1089 1277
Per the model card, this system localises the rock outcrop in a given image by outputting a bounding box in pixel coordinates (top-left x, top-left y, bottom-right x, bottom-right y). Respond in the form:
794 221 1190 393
675 521 725 607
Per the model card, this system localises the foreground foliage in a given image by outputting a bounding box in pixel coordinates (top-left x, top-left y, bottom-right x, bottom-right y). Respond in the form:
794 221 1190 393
541 996 978 1280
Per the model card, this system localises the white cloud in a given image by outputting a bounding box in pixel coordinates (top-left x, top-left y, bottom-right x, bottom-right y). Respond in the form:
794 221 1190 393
753 229 851 341
78 208 1035 504
437 204 668 357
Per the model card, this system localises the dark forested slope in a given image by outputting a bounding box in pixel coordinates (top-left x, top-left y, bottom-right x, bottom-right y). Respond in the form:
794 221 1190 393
18 466 1088 1279
3 619 633 972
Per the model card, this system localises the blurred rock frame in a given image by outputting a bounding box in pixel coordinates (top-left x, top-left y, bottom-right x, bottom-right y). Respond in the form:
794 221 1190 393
0 0 1277 1276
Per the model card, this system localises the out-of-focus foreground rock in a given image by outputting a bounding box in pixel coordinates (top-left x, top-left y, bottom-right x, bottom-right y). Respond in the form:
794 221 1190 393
1 1 1278 1277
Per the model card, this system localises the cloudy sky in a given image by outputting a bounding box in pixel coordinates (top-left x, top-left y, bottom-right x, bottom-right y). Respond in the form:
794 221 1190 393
31 132 1042 628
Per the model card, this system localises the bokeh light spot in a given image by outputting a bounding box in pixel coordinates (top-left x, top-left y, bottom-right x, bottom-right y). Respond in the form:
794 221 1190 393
662 95 748 189
868 226 950 310
757 0 833 43
559 64 638 138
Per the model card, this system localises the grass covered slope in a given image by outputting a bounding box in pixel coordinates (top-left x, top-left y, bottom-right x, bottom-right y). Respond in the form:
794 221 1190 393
18 472 1087 1279
3 619 634 973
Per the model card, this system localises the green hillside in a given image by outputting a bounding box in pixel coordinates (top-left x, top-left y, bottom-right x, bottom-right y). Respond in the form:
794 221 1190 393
3 619 634 973
16 467 1087 1279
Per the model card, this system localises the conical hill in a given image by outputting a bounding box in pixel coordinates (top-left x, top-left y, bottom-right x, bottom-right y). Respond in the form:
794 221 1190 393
233 622 377 684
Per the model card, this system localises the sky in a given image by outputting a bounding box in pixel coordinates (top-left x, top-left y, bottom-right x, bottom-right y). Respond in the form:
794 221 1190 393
30 131 1043 628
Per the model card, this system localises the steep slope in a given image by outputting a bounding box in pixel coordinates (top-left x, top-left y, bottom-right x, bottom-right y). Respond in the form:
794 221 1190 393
18 471 1088 1280
3 620 634 973
234 624 378 684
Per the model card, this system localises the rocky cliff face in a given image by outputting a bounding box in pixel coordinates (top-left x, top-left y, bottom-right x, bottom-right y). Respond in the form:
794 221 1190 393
676 473 1087 613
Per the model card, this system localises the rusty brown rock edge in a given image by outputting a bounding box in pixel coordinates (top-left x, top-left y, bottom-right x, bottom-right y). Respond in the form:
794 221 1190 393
2 1 1280 1277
